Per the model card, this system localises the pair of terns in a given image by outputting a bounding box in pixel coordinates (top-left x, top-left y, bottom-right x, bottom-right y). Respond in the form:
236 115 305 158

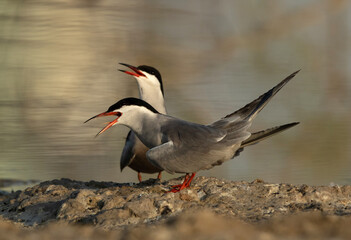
85 63 299 192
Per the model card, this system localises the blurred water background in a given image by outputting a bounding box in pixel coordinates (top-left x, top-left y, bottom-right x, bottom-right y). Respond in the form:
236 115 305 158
1 0 351 188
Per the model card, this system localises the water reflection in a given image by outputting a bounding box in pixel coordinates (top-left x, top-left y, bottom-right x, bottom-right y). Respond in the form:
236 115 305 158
0 0 350 186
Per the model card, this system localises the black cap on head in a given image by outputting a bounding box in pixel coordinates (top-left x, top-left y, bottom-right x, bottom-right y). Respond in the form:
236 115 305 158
107 97 159 114
137 65 164 95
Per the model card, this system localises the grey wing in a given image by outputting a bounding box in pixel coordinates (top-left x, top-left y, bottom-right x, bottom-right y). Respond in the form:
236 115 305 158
146 122 248 174
120 131 136 171
146 140 240 174
163 121 227 147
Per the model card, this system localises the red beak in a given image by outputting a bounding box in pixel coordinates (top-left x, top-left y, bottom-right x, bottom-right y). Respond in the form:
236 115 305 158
84 111 122 137
119 63 146 77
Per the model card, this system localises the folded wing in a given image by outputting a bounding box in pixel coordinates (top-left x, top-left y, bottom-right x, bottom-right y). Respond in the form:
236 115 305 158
146 119 249 173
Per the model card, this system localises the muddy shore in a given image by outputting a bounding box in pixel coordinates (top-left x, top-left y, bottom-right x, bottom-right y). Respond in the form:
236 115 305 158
1 177 351 239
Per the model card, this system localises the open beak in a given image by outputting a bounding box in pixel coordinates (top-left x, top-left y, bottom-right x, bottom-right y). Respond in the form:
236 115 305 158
118 63 146 77
84 111 122 137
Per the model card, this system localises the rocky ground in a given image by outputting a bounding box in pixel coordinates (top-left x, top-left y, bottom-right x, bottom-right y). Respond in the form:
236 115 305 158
1 177 351 239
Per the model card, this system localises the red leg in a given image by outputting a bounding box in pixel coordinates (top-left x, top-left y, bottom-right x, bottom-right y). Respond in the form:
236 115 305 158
171 174 189 188
168 173 196 193
138 172 142 183
157 171 162 180
184 173 196 188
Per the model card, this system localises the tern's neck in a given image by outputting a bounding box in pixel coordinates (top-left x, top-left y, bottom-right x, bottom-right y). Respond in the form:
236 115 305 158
136 80 166 114
119 107 162 147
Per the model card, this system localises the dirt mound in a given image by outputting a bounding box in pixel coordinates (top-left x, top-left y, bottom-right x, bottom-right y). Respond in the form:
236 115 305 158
1 177 351 239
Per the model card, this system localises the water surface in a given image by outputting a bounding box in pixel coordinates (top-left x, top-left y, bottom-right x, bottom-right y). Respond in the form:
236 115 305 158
1 0 351 186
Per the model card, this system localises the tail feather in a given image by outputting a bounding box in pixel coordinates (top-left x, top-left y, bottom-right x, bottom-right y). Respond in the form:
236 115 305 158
223 70 300 122
232 122 299 158
241 122 299 148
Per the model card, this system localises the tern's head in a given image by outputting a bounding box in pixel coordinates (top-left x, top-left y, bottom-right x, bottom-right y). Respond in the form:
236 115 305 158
119 63 164 96
85 97 159 137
